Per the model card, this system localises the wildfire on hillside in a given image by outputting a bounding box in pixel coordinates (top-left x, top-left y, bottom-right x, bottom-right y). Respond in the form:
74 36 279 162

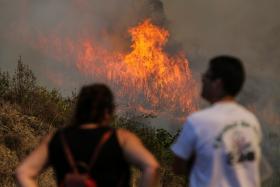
36 19 199 117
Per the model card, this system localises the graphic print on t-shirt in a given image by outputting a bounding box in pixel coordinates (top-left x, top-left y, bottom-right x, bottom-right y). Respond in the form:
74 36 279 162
213 121 259 165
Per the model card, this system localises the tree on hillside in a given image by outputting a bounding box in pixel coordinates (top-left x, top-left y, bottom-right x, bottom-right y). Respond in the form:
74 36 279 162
0 69 10 98
11 56 36 104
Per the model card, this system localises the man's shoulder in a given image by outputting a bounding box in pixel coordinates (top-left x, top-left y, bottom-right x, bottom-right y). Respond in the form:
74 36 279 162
184 107 218 131
188 106 217 122
233 103 260 123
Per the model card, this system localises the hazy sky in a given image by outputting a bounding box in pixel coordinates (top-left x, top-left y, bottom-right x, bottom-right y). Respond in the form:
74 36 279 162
162 0 280 110
0 0 279 114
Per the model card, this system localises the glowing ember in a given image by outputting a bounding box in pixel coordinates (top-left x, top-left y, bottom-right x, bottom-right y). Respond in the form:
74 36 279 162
36 19 198 116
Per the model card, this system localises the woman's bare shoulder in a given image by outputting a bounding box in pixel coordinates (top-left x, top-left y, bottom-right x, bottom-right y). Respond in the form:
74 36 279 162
116 128 141 145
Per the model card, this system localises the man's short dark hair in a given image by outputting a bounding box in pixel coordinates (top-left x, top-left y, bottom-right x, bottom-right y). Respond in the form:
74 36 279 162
209 55 245 96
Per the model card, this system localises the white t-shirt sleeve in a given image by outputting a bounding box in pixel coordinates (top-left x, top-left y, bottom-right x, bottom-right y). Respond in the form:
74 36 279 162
170 120 197 160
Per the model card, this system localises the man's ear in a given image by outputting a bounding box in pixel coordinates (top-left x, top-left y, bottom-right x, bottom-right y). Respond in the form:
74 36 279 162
213 78 223 89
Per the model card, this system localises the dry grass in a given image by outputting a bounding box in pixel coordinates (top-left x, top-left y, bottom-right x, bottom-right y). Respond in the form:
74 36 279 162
2 98 278 187
0 100 56 186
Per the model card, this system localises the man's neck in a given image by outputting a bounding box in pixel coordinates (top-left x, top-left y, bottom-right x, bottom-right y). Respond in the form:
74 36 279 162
210 95 235 105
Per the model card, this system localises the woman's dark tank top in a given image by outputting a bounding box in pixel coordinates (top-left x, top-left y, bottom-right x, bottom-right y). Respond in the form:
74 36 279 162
48 126 131 187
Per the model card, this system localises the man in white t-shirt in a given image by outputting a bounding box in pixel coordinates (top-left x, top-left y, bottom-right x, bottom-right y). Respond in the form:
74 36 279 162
171 56 262 187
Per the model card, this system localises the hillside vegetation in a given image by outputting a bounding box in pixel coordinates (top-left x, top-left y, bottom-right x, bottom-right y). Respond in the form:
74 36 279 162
0 58 184 186
1 58 279 187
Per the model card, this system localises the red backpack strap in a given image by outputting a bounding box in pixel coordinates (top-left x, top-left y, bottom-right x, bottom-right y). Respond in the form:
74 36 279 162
60 132 79 174
88 130 112 169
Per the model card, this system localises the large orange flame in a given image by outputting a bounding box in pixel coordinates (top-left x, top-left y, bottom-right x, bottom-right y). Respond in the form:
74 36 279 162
123 20 196 111
36 19 198 116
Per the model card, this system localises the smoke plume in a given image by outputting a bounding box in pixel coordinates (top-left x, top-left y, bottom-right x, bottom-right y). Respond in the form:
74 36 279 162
0 0 279 130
